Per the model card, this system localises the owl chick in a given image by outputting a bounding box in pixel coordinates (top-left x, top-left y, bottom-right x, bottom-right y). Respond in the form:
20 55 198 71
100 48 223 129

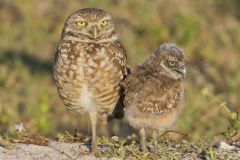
53 8 129 155
121 44 186 152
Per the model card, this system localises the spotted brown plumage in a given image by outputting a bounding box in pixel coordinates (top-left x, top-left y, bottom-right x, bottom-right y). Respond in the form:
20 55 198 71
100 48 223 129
53 8 129 155
122 43 186 153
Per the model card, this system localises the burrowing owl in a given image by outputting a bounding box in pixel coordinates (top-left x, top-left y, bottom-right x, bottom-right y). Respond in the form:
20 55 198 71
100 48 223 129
121 44 186 152
53 8 129 155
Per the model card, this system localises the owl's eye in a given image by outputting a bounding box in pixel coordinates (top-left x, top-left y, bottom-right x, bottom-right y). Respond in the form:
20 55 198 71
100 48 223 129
76 21 87 27
168 61 176 67
100 20 108 26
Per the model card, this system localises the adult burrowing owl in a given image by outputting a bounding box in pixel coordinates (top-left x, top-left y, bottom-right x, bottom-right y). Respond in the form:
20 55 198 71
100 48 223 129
53 8 129 155
121 44 186 152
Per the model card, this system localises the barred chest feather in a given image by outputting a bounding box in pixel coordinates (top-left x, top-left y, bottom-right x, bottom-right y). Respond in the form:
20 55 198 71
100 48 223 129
54 40 125 114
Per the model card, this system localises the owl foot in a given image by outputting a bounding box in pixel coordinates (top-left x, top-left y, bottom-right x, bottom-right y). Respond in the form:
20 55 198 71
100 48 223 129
139 127 148 152
90 144 100 156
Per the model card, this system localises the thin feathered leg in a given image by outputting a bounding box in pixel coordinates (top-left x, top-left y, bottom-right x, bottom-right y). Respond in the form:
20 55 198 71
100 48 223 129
98 115 109 137
139 127 147 152
89 110 100 155
152 129 159 154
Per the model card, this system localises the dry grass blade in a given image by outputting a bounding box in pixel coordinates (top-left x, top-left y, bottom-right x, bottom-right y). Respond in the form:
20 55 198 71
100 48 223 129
10 134 49 146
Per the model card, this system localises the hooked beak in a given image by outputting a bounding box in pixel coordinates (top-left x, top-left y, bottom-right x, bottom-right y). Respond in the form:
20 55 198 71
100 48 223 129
181 68 187 78
90 26 98 40
175 67 186 78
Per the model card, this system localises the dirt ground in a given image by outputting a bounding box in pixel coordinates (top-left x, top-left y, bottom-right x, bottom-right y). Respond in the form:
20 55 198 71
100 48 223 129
0 136 240 160
0 141 121 160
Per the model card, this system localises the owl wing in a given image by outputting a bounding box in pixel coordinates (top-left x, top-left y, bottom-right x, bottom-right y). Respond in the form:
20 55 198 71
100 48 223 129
108 41 130 78
54 41 68 65
108 41 130 119
136 76 183 114
121 67 147 108
53 43 62 79
54 44 60 64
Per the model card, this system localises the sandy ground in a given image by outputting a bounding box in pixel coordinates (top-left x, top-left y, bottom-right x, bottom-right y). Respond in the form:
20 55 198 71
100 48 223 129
0 141 120 160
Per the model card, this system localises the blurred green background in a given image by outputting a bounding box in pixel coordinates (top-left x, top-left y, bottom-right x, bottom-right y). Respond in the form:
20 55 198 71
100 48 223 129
0 0 240 141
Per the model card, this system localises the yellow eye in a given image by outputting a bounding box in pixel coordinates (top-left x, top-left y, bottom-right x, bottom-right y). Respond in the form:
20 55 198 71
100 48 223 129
100 20 108 26
76 21 87 27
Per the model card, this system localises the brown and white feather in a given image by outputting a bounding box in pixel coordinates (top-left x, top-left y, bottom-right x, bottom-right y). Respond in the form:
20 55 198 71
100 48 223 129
53 8 129 154
122 43 186 131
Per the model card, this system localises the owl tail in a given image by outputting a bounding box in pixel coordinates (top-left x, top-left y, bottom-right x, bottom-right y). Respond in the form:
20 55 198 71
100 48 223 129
108 93 125 122
108 68 130 121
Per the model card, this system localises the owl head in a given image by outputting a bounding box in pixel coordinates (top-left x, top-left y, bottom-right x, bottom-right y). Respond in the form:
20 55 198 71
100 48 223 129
61 8 117 42
146 43 186 80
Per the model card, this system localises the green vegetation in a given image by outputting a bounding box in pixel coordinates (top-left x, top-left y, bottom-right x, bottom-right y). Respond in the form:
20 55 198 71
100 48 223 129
0 0 239 146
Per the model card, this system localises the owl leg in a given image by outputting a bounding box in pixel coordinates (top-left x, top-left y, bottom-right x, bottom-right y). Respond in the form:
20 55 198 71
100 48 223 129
99 123 109 137
89 110 100 155
98 114 109 137
139 127 147 152
152 130 159 154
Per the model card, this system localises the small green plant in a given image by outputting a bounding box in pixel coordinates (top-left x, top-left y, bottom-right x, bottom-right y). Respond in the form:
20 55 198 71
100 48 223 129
0 135 15 150
201 88 240 140
208 147 215 160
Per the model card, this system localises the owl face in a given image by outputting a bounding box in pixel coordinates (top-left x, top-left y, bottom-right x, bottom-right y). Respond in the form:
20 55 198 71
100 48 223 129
62 8 117 42
149 44 186 80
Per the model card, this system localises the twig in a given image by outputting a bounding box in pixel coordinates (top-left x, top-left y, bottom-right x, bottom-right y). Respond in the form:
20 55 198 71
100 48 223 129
159 130 188 139
65 130 75 140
